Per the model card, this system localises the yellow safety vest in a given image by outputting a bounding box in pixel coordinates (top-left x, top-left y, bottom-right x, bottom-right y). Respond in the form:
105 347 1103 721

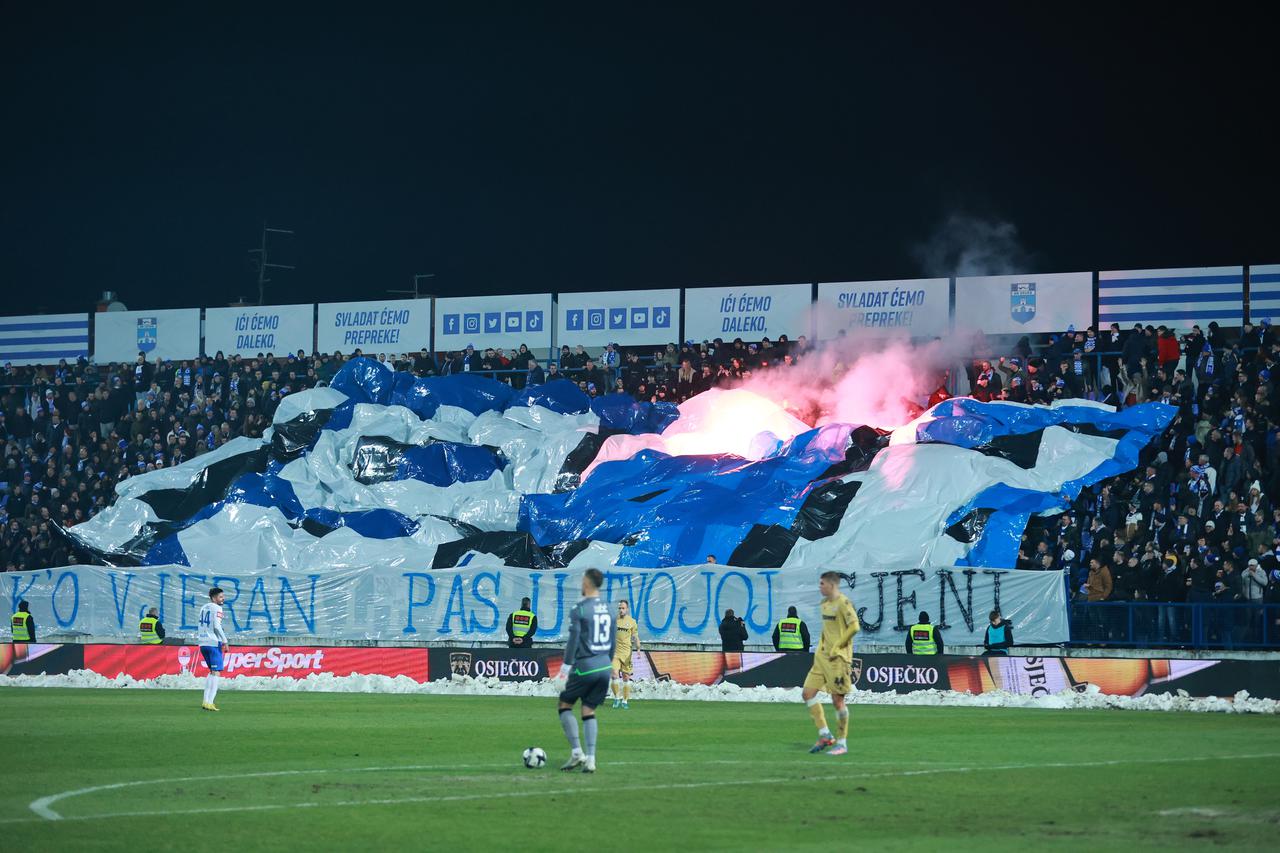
776 617 804 650
139 617 162 644
910 623 937 655
11 612 32 642
511 610 535 638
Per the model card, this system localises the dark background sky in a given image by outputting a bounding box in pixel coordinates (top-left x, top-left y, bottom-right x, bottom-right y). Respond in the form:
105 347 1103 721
2 4 1275 315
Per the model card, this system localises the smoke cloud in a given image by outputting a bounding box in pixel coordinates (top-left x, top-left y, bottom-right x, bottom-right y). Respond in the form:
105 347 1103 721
735 335 965 431
912 213 1034 278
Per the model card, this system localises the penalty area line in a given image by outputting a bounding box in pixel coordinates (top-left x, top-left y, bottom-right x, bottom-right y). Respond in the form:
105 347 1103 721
10 751 1280 826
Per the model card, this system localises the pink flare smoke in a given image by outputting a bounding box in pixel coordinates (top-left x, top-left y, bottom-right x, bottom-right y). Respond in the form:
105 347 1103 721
581 339 955 478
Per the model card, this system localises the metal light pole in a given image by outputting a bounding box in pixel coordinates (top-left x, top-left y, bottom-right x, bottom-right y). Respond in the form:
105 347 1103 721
249 224 296 305
389 273 436 300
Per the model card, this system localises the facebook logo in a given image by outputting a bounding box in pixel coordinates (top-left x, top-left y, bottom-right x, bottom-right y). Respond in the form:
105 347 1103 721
588 309 606 330
463 313 481 334
443 314 460 335
484 313 501 334
630 308 649 328
505 312 522 332
565 310 583 331
609 308 627 329
526 311 543 331
653 307 671 328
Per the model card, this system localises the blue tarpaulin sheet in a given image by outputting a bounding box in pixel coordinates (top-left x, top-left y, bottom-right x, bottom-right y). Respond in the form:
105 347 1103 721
396 442 504 486
590 393 680 434
327 359 674 434
520 426 850 567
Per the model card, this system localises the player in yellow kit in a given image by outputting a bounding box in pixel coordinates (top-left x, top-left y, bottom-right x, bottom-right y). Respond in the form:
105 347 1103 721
611 599 641 709
802 571 860 756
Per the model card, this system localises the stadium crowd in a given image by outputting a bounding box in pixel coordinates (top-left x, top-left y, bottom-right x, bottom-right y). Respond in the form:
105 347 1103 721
976 324 1280 600
1 320 1280 639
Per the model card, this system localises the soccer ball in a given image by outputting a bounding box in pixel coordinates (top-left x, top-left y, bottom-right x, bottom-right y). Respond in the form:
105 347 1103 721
522 747 547 768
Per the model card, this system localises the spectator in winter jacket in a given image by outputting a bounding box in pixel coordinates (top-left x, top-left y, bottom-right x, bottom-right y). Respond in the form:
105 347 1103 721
1154 555 1186 641
1157 328 1181 373
1111 555 1144 601
718 609 747 652
1219 446 1246 500
1084 559 1114 601
1121 324 1147 378
525 359 545 387
1243 559 1269 603
580 360 608 391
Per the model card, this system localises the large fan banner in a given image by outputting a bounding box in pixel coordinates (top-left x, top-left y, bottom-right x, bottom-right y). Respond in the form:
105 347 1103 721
2 563 1068 646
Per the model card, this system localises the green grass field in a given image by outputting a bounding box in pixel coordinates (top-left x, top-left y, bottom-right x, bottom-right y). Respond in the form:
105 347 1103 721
1 687 1277 851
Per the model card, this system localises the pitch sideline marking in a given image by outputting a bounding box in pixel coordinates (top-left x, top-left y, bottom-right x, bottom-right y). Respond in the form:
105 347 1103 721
25 758 823 821
13 752 1280 826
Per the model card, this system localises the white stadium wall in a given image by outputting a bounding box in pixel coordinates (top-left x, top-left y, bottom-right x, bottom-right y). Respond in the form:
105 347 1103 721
683 283 813 343
205 303 314 358
816 278 950 340
1099 266 1244 330
556 288 680 348
434 293 554 356
317 298 432 354
953 271 1093 335
7 261 1277 369
0 312 90 366
1251 264 1280 325
94 308 203 362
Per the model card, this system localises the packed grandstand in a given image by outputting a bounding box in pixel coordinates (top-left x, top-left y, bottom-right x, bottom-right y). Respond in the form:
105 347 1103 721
2 312 1278 653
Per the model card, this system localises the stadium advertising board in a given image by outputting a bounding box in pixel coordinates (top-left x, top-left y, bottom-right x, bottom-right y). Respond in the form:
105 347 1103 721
1 564 1068 647
435 293 554 356
94 308 202 363
683 283 812 343
953 271 1092 335
316 298 432 354
719 652 1280 700
556 289 680 348
1249 264 1280 325
6 645 1274 702
204 304 314 358
81 644 429 682
816 279 950 340
0 643 85 676
1099 265 1244 329
429 648 563 681
0 312 91 366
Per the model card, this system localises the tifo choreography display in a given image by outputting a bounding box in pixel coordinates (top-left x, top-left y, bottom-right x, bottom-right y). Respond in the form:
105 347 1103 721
48 356 1172 574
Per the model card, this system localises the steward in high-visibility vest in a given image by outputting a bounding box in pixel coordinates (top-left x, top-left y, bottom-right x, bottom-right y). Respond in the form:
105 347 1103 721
506 597 539 648
139 607 165 644
11 601 34 642
906 611 944 656
772 606 810 652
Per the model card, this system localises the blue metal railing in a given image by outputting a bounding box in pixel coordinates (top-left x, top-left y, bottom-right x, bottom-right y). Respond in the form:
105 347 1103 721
1068 601 1280 649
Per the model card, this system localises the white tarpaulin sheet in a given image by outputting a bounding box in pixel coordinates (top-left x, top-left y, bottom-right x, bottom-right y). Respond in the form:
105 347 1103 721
2 564 1067 646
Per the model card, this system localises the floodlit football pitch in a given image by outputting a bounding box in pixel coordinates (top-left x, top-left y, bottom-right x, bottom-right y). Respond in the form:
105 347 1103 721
1 688 1277 851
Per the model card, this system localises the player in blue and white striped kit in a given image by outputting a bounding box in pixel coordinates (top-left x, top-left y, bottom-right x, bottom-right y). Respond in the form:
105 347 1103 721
556 569 616 773
196 587 229 711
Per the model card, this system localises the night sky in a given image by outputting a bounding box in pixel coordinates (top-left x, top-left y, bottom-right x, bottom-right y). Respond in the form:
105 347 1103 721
3 5 1275 316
